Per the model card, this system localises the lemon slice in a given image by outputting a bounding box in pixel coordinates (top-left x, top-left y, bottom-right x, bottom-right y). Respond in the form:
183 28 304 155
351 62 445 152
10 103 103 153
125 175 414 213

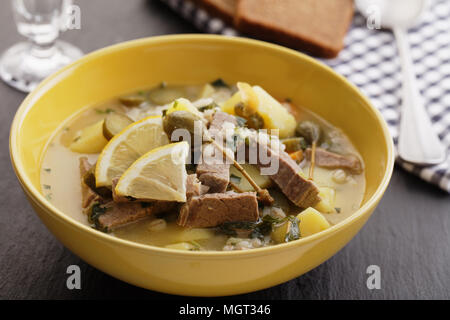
115 142 189 202
95 116 169 187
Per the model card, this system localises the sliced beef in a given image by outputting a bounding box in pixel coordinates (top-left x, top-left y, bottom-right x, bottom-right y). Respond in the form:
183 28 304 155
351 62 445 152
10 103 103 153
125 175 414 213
177 192 259 228
196 158 230 194
208 110 237 134
197 111 237 193
186 174 210 199
93 201 177 232
244 137 320 208
79 157 104 210
305 148 363 174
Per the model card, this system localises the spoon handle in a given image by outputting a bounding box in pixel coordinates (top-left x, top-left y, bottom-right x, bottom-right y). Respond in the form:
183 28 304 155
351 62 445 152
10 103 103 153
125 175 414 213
394 27 446 165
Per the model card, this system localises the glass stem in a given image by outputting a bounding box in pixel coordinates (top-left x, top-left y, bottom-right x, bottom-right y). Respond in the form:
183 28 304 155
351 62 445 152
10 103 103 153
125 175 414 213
29 40 57 59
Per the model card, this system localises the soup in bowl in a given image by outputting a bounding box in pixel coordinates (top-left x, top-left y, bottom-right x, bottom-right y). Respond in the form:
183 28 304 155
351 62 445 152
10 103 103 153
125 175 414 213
10 35 394 296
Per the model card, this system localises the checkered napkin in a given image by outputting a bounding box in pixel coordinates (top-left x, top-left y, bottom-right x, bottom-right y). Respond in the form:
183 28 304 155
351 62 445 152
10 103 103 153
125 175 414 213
161 0 450 193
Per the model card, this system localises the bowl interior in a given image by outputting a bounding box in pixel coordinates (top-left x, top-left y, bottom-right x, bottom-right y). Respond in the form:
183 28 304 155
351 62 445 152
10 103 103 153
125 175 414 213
11 35 392 225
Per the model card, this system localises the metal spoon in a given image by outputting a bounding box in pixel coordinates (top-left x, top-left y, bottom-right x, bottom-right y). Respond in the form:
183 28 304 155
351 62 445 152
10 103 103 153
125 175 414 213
356 0 446 165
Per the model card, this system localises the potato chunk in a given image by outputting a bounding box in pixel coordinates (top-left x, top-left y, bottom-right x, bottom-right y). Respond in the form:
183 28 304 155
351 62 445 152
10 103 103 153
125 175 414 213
174 228 213 243
297 207 331 237
314 187 336 213
229 164 272 192
166 98 203 118
70 120 108 154
221 84 297 138
165 242 197 251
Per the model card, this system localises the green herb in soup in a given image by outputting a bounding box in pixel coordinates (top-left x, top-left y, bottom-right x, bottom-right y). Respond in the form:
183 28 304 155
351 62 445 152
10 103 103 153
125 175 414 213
40 81 365 251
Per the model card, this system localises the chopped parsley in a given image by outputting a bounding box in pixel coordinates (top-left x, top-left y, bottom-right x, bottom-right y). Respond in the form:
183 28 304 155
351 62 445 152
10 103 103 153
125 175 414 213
217 214 300 241
284 216 300 242
89 203 109 232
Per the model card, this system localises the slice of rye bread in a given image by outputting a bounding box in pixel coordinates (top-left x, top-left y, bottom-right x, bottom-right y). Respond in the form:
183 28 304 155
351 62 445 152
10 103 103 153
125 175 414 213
235 0 354 58
191 0 237 25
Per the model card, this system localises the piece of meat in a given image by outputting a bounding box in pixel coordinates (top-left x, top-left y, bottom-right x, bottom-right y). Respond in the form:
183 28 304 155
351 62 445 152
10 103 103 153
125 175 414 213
186 174 210 199
177 192 259 228
94 201 178 232
305 148 363 174
243 137 320 208
79 156 92 177
94 202 153 232
196 158 230 194
79 159 177 231
79 157 103 210
208 110 237 134
197 111 237 193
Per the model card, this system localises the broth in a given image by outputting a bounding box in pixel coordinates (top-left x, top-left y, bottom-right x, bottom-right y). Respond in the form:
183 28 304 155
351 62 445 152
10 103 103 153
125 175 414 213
40 82 365 251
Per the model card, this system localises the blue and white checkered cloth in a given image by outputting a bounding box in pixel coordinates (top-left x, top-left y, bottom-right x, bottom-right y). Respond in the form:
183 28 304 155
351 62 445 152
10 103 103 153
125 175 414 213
161 0 450 193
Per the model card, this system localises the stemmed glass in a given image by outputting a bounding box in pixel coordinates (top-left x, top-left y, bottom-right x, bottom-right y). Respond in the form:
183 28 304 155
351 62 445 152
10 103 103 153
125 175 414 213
0 0 83 92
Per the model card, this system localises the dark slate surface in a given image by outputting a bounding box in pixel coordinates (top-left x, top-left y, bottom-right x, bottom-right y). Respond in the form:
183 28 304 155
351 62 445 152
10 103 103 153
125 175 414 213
0 0 449 300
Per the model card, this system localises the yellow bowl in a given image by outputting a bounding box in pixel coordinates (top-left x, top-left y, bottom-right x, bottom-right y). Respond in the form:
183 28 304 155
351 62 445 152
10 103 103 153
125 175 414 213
10 35 394 296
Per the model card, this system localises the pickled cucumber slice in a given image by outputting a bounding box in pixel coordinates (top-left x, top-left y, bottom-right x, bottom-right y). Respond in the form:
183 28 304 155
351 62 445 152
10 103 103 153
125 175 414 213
103 112 134 140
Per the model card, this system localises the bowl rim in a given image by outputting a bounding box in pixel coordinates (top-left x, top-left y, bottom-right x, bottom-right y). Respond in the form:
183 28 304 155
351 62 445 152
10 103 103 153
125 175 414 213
9 34 395 258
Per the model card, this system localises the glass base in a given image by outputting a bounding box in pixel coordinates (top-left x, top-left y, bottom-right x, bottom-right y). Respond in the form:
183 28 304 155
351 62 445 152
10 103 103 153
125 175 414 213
0 41 83 93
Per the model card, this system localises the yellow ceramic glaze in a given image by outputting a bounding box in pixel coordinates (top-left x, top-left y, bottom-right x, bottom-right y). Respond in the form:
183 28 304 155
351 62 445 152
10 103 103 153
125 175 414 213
9 35 394 296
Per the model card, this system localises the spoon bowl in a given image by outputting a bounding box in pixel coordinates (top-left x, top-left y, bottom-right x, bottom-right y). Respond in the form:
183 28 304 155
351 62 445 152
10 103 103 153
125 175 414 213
356 0 427 29
356 0 446 165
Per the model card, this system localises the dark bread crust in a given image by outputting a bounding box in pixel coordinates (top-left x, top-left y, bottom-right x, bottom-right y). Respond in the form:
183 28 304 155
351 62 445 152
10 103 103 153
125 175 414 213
235 0 354 58
191 0 237 25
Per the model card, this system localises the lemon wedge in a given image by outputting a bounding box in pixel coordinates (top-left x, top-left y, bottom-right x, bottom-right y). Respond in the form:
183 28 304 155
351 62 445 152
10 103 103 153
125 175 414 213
115 142 189 202
95 116 169 187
